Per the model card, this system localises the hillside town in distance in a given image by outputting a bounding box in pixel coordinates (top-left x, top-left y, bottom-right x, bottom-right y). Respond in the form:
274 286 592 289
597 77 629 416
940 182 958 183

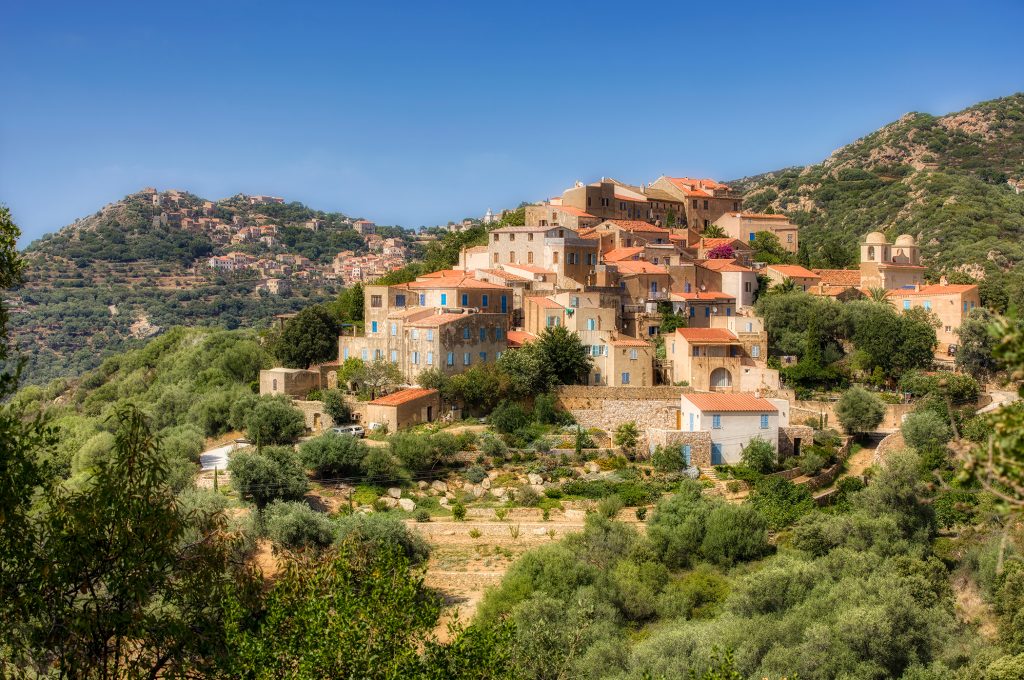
261 174 982 468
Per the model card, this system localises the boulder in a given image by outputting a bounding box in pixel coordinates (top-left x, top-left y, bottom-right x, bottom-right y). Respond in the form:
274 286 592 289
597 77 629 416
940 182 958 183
380 496 399 509
439 497 450 507
481 477 491 489
584 462 601 473
492 487 507 498
470 484 485 499
398 498 416 512
527 473 544 486
431 480 448 493
387 487 402 499
533 527 549 536
417 481 429 491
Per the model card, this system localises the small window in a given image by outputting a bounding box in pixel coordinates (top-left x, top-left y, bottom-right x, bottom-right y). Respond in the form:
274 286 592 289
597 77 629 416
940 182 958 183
621 372 630 385
463 327 471 339
693 347 700 357
479 328 486 341
749 232 756 242
371 321 378 333
760 414 769 429
463 352 471 366
923 301 932 311
496 328 503 340
412 351 419 365
427 352 434 365
482 294 488 307
419 293 426 305
903 300 911 310
461 293 468 306
752 345 761 358
411 329 419 340
371 295 382 307
446 352 454 366
630 349 638 360
272 378 278 391
440 293 448 306
390 323 397 336
703 200 709 210
427 329 434 341
712 414 722 429
361 348 368 361
395 294 406 306
390 350 398 363
479 351 487 362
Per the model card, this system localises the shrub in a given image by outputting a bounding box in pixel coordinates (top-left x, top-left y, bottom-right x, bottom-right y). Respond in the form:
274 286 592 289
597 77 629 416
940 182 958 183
901 410 952 452
534 393 559 424
933 490 978 528
413 508 431 523
597 495 624 519
835 386 886 434
465 464 487 484
655 565 729 620
299 432 367 478
798 449 828 476
245 396 306 446
451 502 467 521
613 422 640 457
322 389 352 424
229 445 310 508
635 507 648 521
740 437 776 474
361 448 408 485
516 485 542 507
749 476 815 530
651 445 685 472
480 433 508 459
699 503 770 566
263 500 336 551
335 513 431 565
490 400 532 434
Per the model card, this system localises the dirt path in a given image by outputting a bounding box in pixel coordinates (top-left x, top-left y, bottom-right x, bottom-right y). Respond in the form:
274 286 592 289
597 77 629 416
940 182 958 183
952 570 999 640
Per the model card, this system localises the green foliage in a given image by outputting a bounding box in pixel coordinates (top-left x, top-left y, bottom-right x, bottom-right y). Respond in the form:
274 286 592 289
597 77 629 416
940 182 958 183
322 389 352 424
534 325 593 386
902 410 953 452
613 421 640 457
835 386 886 434
749 230 792 264
229 445 310 508
490 400 532 434
748 476 815 530
245 395 306 446
299 431 368 478
451 501 467 521
739 436 776 474
699 504 770 567
656 565 730 621
334 512 431 565
651 444 686 472
956 308 999 379
263 500 336 551
273 304 340 369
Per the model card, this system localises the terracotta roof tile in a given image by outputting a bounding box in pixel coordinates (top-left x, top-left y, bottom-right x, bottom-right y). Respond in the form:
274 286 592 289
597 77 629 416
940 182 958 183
506 330 537 347
615 260 669 275
369 388 438 406
526 296 564 309
671 291 735 301
609 335 651 347
477 268 530 282
699 258 752 273
604 220 670 234
683 393 778 412
603 247 644 262
767 264 820 279
726 211 790 220
812 269 861 286
675 328 739 343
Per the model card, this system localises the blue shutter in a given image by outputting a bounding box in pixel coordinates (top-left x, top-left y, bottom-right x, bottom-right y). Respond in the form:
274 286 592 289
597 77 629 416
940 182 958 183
482 294 489 307
461 293 468 306
682 445 692 466
711 444 724 465
441 293 447 306
501 295 508 313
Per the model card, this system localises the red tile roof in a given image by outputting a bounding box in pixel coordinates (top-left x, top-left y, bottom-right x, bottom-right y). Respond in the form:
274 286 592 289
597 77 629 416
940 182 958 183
767 264 820 279
812 269 861 286
369 388 438 407
419 269 465 278
616 260 669 275
726 211 790 220
699 258 752 273
526 296 564 309
672 291 735 301
504 264 555 275
665 177 731 197
557 206 596 218
889 284 979 296
675 328 739 343
609 335 651 347
405 276 510 290
683 393 778 412
506 330 537 347
699 237 748 249
478 268 530 282
605 220 670 234
603 246 644 262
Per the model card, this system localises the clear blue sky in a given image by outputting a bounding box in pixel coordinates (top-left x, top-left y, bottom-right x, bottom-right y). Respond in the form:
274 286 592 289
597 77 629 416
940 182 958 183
2 0 1023 244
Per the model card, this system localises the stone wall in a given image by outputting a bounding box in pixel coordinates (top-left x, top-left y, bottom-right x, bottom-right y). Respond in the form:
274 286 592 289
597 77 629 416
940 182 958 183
778 425 814 459
556 386 691 448
293 400 334 433
791 399 914 432
646 430 713 467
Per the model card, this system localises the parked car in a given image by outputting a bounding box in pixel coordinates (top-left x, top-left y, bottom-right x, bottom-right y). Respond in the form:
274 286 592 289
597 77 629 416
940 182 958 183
331 425 365 438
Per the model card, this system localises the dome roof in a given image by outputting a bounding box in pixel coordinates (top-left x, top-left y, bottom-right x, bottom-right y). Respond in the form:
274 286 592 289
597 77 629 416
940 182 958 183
864 231 888 245
894 234 916 246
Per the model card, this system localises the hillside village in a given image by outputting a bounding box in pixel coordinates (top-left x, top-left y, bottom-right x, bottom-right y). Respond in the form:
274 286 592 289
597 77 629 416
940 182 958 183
262 173 986 468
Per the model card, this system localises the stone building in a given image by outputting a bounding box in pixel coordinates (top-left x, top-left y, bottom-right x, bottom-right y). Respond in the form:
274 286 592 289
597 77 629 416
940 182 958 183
764 264 821 291
647 177 742 233
666 319 777 392
678 393 789 465
365 388 441 432
859 232 925 290
259 368 321 398
487 225 599 288
886 284 981 353
713 212 799 254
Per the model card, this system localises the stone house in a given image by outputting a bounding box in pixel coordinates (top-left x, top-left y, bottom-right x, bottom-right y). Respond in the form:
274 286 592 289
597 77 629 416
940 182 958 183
259 368 321 398
859 232 925 290
524 203 602 230
365 388 441 432
667 319 777 392
678 393 789 465
886 284 981 353
697 259 759 309
713 212 799 254
764 264 821 291
647 177 742 232
487 225 599 288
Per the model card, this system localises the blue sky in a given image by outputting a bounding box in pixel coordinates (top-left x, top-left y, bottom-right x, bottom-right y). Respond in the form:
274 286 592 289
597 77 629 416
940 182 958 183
2 0 1023 244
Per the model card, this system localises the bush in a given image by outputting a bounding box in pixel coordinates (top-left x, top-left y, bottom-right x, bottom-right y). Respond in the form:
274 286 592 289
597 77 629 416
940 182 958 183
655 565 729 620
749 476 815 530
740 437 776 474
335 513 430 565
613 422 640 457
534 393 559 424
490 400 532 434
651 445 685 472
413 508 431 523
479 433 508 459
465 464 487 484
245 396 306 446
901 410 952 452
229 445 310 508
933 490 978 528
451 502 467 521
322 389 352 424
299 432 367 478
835 386 886 434
635 507 648 521
798 449 828 476
597 495 624 519
516 485 542 507
699 503 770 566
361 448 408 485
263 500 336 551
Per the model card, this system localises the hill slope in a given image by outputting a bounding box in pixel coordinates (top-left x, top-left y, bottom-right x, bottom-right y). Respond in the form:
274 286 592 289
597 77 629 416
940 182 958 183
737 93 1024 285
8 189 407 386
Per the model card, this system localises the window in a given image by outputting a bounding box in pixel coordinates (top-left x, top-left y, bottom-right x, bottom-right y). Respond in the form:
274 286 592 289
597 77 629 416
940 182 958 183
501 295 507 313
787 234 793 243
726 308 732 317
903 300 911 310
688 413 695 431
552 252 559 264
427 329 434 341
682 444 692 466
463 352 471 366
461 293 468 306
703 200 709 210
390 350 398 363
963 302 969 312
496 328 503 340
527 251 534 264
496 351 503 360
361 348 368 361
760 414 769 429
479 328 486 341
621 372 630 385
492 233 499 242
630 349 638 360
411 329 419 340
749 232 756 242
744 281 751 292
648 326 658 336
712 414 722 429
508 252 515 263
746 322 753 332
390 323 397 336
733 201 739 211
685 282 692 293
693 347 700 357
493 252 499 263
395 294 406 306
705 307 710 317
479 352 487 362
272 378 277 391
427 352 434 365
594 372 601 385
587 318 596 331
529 232 535 241
419 293 426 305
546 316 560 327
371 321 378 333
446 352 454 366
482 294 488 307
412 351 419 365
692 199 698 209
752 345 761 358
343 347 349 360
371 295 382 307
509 233 515 241
689 306 695 317
440 293 447 306
923 301 932 311
591 345 601 357
463 327 471 339
711 444 723 465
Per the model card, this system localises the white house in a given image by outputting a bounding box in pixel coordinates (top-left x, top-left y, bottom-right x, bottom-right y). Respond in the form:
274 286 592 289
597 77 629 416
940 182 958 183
679 393 789 464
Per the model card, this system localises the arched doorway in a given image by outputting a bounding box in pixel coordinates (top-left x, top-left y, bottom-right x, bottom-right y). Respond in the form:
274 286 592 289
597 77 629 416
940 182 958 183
710 368 732 389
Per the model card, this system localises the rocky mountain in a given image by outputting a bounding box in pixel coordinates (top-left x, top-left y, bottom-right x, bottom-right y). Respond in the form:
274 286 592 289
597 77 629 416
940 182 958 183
8 189 405 386
736 93 1024 289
